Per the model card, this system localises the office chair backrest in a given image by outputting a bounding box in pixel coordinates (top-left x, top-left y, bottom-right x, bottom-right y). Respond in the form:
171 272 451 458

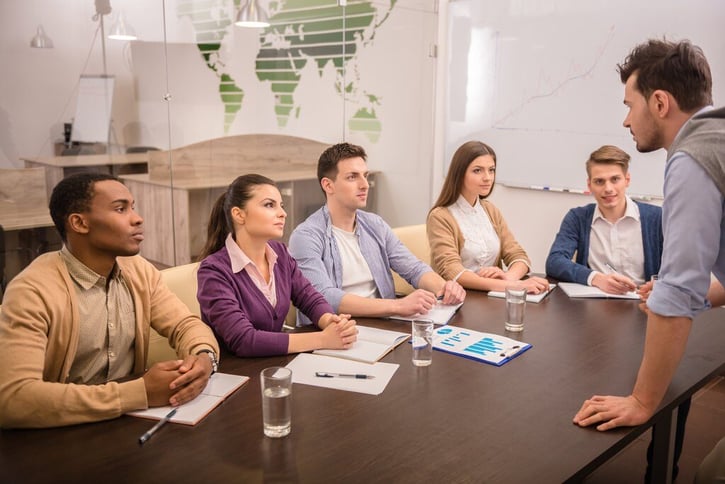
390 224 430 296
147 262 202 365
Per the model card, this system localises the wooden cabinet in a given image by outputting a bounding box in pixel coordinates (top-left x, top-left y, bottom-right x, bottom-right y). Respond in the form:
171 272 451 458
120 135 378 266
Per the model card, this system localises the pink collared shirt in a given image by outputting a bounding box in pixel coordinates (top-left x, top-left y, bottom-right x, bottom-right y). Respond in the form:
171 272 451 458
225 234 278 306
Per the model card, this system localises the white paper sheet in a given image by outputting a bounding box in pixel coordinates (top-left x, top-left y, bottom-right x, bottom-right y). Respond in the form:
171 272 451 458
286 353 399 395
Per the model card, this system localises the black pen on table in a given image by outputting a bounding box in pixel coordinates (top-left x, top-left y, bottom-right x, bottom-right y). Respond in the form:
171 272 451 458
315 372 375 379
139 408 177 445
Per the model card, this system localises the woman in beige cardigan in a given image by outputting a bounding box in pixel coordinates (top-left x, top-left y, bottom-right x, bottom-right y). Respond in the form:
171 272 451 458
427 141 549 293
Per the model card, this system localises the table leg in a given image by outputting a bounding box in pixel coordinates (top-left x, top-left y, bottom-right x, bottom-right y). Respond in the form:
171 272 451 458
651 408 676 483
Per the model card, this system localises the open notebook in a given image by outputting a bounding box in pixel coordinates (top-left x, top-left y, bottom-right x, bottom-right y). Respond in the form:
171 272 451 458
559 282 640 299
389 302 463 325
487 284 556 303
313 325 410 363
127 373 249 426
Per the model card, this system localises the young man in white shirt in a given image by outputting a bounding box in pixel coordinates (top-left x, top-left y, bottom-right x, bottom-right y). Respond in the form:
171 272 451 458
546 145 663 294
289 143 465 325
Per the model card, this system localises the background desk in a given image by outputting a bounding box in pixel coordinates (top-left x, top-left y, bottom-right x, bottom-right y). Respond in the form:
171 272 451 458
120 171 377 267
22 152 149 199
1 290 722 483
0 167 59 296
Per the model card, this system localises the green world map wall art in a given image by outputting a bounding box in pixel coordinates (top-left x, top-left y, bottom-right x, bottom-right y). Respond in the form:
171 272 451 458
178 0 395 141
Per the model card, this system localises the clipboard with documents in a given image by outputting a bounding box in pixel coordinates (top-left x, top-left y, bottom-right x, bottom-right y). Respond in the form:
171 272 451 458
431 325 531 366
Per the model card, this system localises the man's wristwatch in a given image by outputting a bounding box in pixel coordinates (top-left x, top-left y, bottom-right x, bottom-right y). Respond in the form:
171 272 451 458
196 349 218 375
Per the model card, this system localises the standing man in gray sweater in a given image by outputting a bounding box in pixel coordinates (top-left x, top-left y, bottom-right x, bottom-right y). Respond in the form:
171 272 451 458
572 39 725 482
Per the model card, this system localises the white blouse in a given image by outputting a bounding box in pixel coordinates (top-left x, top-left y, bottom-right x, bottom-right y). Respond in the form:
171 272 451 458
447 195 501 271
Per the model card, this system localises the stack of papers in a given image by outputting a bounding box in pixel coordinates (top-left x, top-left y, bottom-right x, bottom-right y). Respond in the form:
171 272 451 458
313 325 409 363
128 373 249 425
558 282 640 299
286 353 398 395
487 284 556 303
389 302 463 324
431 325 531 366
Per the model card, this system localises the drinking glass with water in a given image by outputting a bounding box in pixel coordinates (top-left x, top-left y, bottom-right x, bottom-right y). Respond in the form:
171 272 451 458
260 367 292 438
504 285 526 332
412 319 434 366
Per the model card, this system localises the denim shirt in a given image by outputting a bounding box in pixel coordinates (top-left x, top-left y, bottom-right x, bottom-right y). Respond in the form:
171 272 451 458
648 106 725 318
288 205 432 325
647 152 725 319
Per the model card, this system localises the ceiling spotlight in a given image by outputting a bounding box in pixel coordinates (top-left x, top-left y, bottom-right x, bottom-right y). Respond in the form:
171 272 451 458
108 11 137 40
235 0 270 28
30 25 54 49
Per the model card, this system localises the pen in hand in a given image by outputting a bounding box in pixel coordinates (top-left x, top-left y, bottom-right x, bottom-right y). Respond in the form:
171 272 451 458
315 372 375 379
138 408 177 445
604 263 637 291
604 263 618 274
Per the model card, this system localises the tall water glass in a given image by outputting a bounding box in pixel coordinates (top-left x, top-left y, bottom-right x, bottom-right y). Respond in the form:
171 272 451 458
261 367 292 438
412 319 434 366
504 285 527 332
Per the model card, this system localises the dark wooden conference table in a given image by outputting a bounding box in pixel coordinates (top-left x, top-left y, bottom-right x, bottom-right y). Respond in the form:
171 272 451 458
1 289 723 483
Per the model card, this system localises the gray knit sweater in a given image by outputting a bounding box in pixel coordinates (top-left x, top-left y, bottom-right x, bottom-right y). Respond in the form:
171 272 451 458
667 106 725 197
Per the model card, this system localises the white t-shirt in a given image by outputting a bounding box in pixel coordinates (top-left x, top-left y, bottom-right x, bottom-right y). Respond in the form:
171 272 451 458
331 225 380 299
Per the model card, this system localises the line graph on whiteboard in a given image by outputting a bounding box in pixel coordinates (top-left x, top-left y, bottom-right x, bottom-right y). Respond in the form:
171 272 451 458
492 25 616 134
445 0 724 197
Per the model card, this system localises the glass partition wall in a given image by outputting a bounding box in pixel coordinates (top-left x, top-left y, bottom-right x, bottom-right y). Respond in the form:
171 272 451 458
0 0 438 291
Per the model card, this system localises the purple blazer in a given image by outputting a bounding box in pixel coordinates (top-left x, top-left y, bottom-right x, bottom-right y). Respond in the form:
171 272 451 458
197 240 333 357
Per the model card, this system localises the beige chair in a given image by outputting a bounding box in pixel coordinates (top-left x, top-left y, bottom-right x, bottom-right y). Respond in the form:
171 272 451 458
147 262 201 365
390 224 430 296
160 262 202 316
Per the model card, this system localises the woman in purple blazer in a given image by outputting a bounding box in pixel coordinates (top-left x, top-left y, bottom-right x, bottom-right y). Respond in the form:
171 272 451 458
197 174 357 357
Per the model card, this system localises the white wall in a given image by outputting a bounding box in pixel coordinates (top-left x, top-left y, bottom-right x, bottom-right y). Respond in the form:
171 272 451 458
0 1 142 166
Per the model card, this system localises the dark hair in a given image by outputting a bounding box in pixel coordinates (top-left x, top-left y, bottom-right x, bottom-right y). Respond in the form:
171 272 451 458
585 145 630 178
49 172 119 242
617 39 712 112
431 141 497 210
198 174 277 260
317 142 367 185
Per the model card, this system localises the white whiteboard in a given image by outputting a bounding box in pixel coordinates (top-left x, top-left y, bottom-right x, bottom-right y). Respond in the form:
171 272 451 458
72 75 115 143
444 0 725 198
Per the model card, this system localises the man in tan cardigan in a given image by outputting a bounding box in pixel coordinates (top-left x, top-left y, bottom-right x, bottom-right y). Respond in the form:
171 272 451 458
0 173 219 428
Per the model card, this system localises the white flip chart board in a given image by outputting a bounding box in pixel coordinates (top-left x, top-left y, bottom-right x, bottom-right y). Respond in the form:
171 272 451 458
72 75 115 144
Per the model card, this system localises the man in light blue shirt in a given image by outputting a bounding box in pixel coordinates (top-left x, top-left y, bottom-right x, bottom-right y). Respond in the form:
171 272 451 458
572 39 725 482
289 143 465 326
